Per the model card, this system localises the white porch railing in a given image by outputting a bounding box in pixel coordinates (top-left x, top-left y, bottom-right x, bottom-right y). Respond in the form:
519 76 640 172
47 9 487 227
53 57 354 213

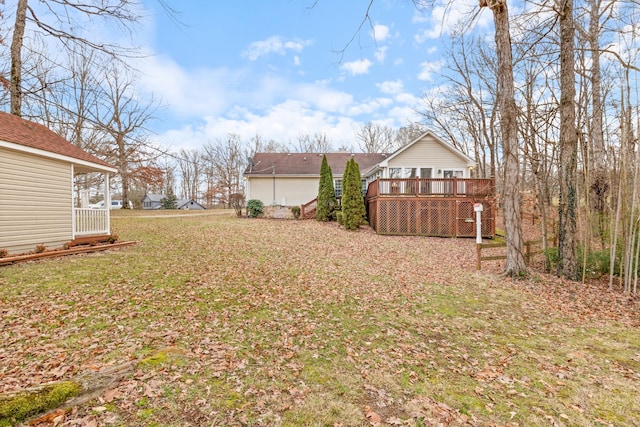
74 208 110 236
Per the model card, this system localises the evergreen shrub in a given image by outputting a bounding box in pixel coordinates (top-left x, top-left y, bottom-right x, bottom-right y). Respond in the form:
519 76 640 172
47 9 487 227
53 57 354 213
247 199 264 218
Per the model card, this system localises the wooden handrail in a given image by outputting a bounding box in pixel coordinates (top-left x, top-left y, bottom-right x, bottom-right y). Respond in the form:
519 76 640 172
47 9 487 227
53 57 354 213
301 197 318 219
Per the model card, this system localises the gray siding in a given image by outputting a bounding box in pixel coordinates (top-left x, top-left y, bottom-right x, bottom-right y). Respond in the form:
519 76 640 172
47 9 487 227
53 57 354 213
0 147 73 254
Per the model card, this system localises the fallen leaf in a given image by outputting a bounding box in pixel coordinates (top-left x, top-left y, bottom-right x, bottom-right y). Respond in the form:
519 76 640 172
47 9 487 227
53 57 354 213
364 405 382 425
29 408 66 426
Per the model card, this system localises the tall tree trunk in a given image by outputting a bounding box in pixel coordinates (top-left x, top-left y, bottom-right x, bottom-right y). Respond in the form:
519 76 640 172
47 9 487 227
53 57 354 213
481 0 526 275
557 0 579 280
587 0 609 249
10 0 28 116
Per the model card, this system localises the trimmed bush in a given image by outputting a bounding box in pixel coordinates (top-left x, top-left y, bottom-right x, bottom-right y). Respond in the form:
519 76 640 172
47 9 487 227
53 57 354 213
247 199 264 218
316 155 337 221
341 158 366 230
291 206 301 219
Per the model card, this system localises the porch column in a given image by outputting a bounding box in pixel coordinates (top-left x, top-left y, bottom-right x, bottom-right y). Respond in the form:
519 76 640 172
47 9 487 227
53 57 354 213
105 173 111 234
71 164 77 237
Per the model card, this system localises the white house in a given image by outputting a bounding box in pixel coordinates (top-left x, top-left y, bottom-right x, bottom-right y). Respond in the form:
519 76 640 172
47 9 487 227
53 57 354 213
243 131 476 208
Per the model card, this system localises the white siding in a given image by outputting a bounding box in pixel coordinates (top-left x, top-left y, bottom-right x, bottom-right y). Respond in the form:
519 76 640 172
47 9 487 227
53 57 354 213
0 148 73 254
387 135 471 177
248 176 319 207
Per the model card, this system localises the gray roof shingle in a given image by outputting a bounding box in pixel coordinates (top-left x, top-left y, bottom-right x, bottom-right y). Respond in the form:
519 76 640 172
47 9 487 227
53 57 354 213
244 152 388 177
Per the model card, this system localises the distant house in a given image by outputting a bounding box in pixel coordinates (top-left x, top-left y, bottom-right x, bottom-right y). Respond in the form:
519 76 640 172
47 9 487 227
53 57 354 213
141 193 164 209
243 131 476 207
142 194 206 210
177 199 205 210
0 112 117 255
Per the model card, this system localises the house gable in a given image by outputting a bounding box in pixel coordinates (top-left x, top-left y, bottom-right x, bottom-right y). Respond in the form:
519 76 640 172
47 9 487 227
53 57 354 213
382 131 474 167
379 131 475 178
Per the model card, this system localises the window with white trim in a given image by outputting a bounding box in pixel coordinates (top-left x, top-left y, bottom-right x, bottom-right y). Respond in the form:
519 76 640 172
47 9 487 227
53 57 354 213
389 168 402 178
334 179 342 197
443 170 464 178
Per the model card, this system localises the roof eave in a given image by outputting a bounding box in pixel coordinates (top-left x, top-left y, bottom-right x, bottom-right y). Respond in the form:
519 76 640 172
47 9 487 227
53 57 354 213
1 140 117 174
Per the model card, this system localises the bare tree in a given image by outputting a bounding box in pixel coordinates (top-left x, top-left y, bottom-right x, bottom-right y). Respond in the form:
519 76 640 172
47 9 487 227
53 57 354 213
356 121 396 153
247 134 288 155
203 134 245 208
93 65 157 209
7 0 143 117
516 36 559 271
294 132 332 153
395 123 427 149
177 148 202 200
480 0 526 276
421 33 499 178
556 0 579 280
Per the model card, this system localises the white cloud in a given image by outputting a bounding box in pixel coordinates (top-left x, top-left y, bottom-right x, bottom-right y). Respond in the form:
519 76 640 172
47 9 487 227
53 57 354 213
372 24 390 42
297 84 354 113
153 100 363 151
341 59 373 76
395 92 419 105
137 55 236 117
418 59 444 81
377 80 404 95
413 0 489 41
387 105 422 124
375 46 388 62
242 36 312 60
346 98 393 116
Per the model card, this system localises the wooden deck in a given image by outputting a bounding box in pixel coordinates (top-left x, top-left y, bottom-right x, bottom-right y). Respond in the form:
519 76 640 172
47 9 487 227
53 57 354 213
365 177 495 238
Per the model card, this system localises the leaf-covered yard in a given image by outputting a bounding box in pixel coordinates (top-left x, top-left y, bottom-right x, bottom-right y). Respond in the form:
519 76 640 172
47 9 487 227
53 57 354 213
1 211 639 426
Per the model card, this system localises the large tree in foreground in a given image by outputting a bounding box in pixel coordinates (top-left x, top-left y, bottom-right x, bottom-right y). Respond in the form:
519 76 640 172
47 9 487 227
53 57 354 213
316 155 337 221
7 0 142 117
556 0 579 280
479 0 526 276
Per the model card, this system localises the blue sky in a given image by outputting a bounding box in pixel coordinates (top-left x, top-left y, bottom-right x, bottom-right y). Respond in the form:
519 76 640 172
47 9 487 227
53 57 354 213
134 0 491 152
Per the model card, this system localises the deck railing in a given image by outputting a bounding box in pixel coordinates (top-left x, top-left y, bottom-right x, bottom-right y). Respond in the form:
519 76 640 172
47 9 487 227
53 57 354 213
369 177 494 199
74 208 109 236
300 197 318 219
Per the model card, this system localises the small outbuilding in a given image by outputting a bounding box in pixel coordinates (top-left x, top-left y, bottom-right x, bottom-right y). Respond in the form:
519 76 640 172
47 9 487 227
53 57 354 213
0 112 116 255
177 199 206 210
